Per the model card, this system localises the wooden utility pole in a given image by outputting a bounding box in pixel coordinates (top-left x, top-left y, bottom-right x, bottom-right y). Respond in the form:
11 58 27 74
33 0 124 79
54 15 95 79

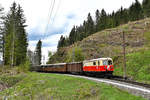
122 31 126 79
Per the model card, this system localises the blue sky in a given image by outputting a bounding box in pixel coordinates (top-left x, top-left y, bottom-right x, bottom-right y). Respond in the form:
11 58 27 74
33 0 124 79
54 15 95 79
0 0 143 63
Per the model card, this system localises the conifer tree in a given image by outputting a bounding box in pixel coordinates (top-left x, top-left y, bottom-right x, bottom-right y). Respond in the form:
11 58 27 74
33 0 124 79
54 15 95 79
76 25 84 41
15 5 28 65
86 13 94 35
69 26 76 45
83 20 88 38
95 9 101 32
57 35 63 48
35 40 42 65
142 0 150 17
99 9 107 30
129 0 143 21
58 35 69 48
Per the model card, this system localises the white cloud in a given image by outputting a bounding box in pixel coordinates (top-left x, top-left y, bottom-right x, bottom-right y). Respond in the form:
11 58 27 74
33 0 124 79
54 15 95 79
43 34 62 45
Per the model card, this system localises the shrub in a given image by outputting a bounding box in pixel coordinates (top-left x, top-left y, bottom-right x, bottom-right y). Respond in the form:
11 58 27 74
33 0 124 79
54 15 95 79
66 47 85 62
17 57 31 72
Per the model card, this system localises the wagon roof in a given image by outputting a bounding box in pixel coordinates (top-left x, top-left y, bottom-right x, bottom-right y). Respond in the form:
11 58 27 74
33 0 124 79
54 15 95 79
41 63 66 66
67 62 82 64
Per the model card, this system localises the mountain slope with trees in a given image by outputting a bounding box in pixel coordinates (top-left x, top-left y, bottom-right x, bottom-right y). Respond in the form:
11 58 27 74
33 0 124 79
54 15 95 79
48 18 150 63
48 0 150 64
57 0 148 49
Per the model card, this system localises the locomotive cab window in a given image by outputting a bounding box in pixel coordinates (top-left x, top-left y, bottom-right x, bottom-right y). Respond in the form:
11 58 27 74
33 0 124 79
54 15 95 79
108 60 112 65
103 60 113 65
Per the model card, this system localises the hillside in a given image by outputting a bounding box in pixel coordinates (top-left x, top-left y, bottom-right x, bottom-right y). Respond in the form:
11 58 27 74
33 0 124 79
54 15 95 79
50 18 150 61
49 18 150 83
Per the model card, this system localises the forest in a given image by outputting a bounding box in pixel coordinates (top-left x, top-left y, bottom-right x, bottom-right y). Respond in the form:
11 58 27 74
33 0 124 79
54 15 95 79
0 2 28 66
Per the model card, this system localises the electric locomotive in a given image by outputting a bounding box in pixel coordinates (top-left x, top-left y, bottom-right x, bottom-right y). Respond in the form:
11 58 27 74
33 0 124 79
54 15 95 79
83 58 114 75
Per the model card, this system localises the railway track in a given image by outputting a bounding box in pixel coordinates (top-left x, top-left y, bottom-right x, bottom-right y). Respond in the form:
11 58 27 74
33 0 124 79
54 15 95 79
111 75 150 89
62 74 150 100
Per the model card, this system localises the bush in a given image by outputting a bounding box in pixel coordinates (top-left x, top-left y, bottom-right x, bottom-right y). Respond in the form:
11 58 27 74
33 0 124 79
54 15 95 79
66 47 85 62
17 57 31 72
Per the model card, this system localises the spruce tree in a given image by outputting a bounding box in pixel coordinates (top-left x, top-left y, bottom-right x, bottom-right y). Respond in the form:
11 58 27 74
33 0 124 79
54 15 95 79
15 5 28 65
83 20 88 38
57 35 67 48
76 25 84 41
99 9 107 30
86 13 94 35
142 0 150 17
95 9 101 32
69 26 76 45
35 40 42 65
57 35 63 48
129 0 143 21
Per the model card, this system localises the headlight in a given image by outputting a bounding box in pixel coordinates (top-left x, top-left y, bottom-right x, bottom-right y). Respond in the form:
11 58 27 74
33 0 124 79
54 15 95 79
104 66 106 69
107 65 110 69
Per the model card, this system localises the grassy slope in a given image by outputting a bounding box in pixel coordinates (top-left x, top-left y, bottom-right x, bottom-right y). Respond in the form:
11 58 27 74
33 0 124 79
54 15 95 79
114 49 150 83
0 72 145 100
114 31 150 83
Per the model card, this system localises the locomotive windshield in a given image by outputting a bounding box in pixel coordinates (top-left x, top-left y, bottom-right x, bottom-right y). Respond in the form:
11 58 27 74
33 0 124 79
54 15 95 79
108 60 112 65
103 60 113 65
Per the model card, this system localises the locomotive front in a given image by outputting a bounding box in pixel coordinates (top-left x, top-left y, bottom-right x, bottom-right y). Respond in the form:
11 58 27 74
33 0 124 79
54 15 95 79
83 58 114 75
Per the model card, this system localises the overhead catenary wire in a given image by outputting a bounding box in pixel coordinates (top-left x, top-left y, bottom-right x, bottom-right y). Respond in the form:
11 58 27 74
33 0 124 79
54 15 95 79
41 0 53 40
46 0 54 25
40 0 57 65
43 0 56 39
51 0 61 25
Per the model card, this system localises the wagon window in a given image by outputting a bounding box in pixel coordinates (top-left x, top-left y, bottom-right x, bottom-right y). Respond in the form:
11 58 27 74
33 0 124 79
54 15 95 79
98 61 100 65
108 60 112 65
93 61 96 65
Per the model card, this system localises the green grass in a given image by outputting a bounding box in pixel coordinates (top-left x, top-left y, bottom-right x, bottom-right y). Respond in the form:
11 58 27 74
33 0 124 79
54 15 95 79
144 31 150 46
114 49 150 83
0 72 145 100
0 74 26 87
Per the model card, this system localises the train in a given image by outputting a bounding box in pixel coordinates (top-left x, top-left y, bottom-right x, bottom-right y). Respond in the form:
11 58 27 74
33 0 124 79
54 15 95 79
35 57 114 76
